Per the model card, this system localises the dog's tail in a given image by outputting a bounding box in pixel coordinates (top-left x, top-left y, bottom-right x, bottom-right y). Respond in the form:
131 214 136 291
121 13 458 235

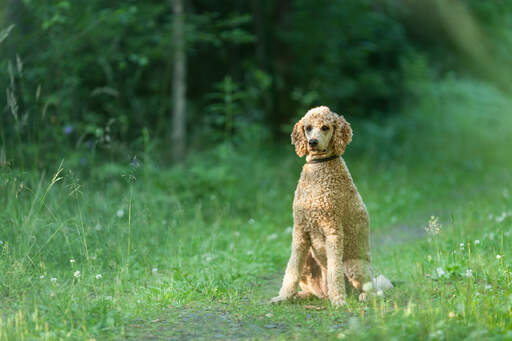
362 275 394 295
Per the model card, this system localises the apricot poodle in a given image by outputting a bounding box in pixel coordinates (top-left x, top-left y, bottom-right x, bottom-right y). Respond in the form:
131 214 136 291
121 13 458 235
270 106 392 306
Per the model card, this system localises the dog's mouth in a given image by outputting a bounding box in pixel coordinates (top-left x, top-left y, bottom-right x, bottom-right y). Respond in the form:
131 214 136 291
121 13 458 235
310 147 327 153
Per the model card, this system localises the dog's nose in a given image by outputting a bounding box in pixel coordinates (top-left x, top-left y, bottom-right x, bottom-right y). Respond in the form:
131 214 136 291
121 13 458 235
309 139 318 147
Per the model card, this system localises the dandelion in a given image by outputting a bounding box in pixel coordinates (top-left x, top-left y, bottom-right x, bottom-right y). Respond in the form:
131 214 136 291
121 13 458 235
152 267 158 274
496 254 503 260
39 275 45 279
70 259 75 263
51 277 57 283
425 216 442 235
74 271 80 278
448 312 456 318
474 239 480 245
464 269 472 278
436 267 446 277
268 233 278 240
96 274 102 279
285 226 293 234
116 209 125 218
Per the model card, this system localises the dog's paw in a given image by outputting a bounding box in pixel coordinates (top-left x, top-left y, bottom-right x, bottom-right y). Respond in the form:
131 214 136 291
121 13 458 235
358 292 368 302
269 296 290 304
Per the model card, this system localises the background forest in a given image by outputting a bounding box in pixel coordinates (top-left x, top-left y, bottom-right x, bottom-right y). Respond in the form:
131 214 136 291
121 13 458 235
1 1 512 340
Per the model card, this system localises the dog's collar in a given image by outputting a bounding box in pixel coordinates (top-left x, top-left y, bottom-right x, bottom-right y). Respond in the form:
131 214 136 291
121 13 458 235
306 155 340 164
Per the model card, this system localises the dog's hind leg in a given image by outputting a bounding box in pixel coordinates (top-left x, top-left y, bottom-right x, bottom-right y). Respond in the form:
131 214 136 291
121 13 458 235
343 258 373 301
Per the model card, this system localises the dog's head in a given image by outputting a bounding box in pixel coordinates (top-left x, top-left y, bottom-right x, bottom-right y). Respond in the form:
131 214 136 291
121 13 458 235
291 106 352 158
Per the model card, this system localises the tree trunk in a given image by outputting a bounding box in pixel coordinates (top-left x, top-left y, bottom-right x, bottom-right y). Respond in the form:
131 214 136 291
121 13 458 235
171 0 186 162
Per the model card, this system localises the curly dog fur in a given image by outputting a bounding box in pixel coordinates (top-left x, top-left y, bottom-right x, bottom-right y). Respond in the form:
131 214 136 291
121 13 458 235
271 106 391 306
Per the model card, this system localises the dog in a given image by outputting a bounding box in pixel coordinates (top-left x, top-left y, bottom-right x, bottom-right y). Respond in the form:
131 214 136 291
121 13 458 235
270 106 392 306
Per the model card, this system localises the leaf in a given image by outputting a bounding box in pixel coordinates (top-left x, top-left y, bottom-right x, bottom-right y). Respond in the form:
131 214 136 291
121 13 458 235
0 25 15 45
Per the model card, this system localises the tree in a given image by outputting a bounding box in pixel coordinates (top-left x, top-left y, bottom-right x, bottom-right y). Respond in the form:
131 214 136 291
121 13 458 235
171 0 186 162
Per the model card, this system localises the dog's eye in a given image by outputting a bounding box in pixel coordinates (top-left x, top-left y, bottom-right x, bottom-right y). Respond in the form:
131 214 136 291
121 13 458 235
306 125 312 132
321 125 329 131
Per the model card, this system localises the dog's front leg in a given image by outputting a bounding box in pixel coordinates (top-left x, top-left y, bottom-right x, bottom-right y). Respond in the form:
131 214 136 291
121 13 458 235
325 231 346 306
270 228 309 304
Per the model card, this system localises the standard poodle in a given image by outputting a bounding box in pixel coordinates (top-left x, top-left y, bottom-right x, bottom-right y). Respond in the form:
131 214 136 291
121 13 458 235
270 106 392 306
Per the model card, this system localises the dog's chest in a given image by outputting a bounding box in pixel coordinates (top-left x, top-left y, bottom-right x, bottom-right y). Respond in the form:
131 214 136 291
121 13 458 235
293 166 351 214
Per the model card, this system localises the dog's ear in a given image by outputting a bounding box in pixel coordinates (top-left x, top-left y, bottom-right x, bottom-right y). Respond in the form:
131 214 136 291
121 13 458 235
291 118 307 157
333 114 352 155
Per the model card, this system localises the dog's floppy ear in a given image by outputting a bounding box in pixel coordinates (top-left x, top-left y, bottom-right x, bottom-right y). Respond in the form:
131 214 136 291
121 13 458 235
291 118 307 157
332 114 352 155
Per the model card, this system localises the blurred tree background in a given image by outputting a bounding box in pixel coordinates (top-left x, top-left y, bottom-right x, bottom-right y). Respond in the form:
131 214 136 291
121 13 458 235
1 0 511 167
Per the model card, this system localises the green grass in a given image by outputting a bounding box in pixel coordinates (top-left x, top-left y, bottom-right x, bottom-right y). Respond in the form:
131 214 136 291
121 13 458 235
1 77 512 340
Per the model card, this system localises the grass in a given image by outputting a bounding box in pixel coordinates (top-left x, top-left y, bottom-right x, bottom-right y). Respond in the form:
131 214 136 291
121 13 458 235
1 77 512 340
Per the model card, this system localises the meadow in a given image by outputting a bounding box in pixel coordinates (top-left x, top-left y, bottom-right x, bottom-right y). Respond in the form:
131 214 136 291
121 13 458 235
1 77 512 340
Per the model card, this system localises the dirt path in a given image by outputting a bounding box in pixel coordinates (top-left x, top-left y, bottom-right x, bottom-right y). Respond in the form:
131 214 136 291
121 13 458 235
123 225 424 340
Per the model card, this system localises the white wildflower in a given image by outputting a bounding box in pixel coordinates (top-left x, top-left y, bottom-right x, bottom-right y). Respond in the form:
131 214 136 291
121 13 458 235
448 311 456 318
268 233 278 240
496 254 503 260
96 274 102 279
247 250 254 255
116 209 125 218
95 223 102 231
70 258 75 263
436 267 446 277
265 313 273 318
496 212 508 223
474 239 480 245
485 284 492 291
73 271 80 278
234 231 240 237
51 277 57 283
39 275 45 279
425 216 442 235
105 296 112 300
248 218 255 224
460 243 465 250
464 269 472 278
285 226 293 234
427 255 432 262
152 267 158 273
0 240 3 245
